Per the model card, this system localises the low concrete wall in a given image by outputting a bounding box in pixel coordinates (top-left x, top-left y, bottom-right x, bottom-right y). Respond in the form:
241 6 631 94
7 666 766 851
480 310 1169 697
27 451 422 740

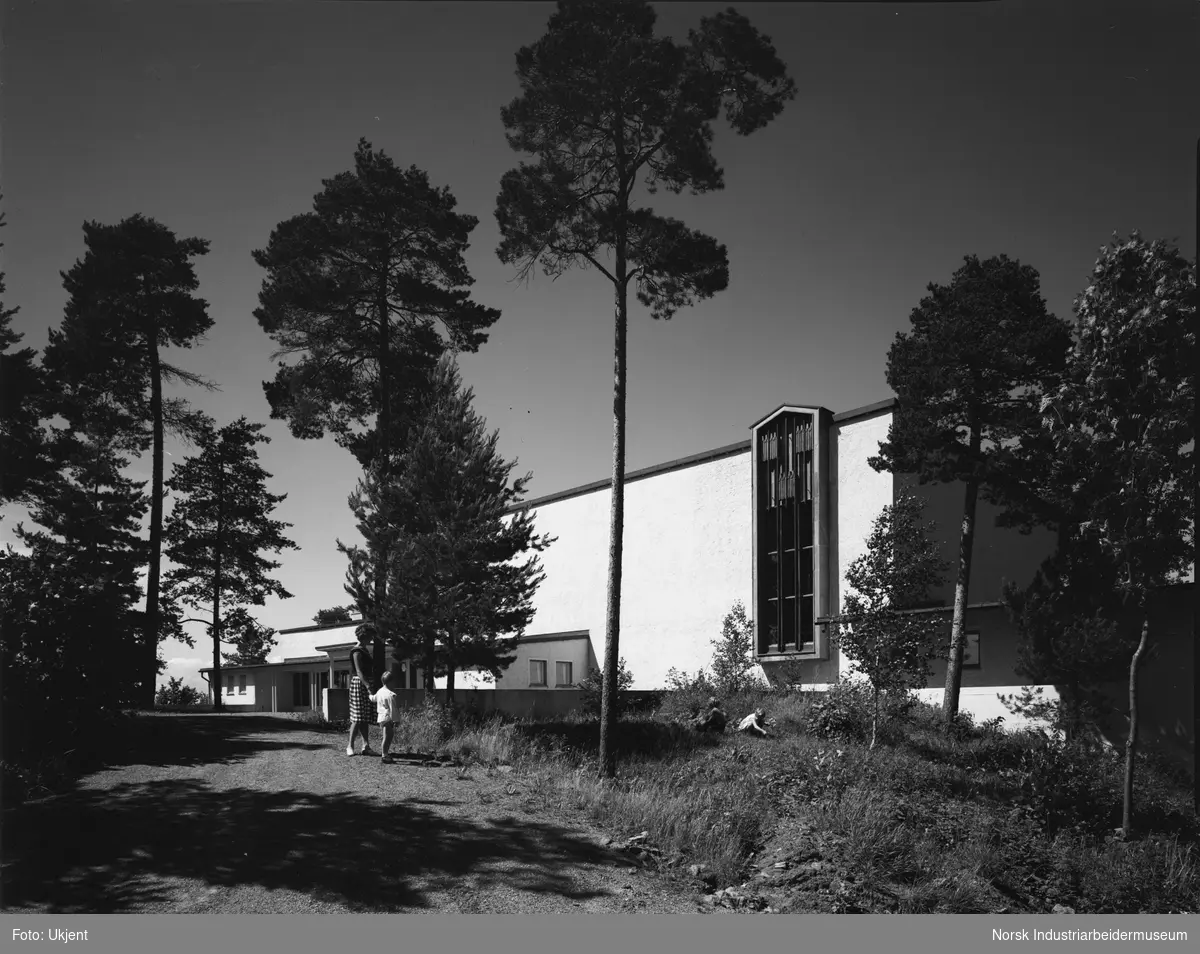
320 688 665 720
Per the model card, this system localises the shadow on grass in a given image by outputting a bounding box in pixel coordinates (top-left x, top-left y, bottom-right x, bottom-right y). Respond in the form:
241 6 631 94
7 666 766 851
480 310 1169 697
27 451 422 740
2 775 622 912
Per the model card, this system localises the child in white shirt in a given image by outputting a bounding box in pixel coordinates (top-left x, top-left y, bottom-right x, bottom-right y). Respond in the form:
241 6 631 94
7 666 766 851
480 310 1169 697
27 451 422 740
738 708 770 738
369 671 401 762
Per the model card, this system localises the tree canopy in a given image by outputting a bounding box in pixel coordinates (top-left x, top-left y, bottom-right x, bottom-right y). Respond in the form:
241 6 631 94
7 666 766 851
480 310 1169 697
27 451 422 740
50 214 214 706
163 416 297 708
1036 232 1195 834
870 254 1072 723
253 138 500 470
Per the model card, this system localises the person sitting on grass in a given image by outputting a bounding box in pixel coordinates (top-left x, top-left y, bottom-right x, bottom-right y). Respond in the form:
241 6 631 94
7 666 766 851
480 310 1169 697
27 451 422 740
693 697 728 733
737 708 770 738
370 670 402 764
346 623 378 757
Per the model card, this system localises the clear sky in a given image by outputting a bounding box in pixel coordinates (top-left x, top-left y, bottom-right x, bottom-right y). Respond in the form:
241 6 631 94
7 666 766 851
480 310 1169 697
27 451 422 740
3 1 1196 691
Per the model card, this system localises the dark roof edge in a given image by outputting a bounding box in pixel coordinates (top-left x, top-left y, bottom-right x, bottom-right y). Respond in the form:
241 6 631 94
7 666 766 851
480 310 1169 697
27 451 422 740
508 439 751 512
511 629 590 645
278 618 361 636
506 397 897 514
748 402 830 431
831 397 896 424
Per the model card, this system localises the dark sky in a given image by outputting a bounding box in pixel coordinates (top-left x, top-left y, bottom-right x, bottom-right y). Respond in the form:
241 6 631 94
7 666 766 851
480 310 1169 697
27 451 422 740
2 0 1196 686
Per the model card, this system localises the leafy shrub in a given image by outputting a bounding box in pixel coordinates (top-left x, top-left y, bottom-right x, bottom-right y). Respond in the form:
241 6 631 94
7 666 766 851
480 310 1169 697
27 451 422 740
710 601 763 695
155 676 206 707
657 667 717 723
804 678 914 743
576 657 634 718
1005 738 1122 836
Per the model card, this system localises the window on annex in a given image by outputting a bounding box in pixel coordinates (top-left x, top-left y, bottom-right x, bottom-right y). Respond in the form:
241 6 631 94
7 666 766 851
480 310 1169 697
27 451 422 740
333 669 350 690
529 659 548 687
225 675 234 695
292 672 312 708
962 631 981 669
756 412 816 655
555 661 573 687
238 674 247 695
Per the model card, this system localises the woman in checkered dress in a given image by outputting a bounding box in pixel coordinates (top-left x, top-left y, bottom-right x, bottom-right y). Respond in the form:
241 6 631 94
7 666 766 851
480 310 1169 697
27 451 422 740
346 624 377 756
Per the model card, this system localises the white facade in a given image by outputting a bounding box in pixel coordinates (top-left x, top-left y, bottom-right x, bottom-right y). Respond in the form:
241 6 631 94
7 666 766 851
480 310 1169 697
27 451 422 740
509 399 1067 732
522 446 753 689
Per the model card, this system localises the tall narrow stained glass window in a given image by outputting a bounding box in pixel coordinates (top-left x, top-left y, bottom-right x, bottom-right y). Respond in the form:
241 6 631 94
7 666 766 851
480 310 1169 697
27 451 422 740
757 412 816 655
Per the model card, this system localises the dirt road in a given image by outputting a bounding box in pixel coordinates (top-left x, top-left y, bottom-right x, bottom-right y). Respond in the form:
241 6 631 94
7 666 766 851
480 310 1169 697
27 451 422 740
2 715 703 914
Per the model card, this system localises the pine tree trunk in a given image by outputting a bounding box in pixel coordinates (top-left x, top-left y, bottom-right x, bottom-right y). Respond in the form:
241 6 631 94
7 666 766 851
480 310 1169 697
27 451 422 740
424 631 436 691
211 454 224 712
598 241 628 780
372 243 390 688
871 686 879 751
1122 615 1149 837
943 426 981 725
870 640 880 751
144 330 165 709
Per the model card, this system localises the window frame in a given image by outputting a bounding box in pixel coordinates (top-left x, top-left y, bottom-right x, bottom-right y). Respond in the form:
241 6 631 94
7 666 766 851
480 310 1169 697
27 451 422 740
555 660 573 687
752 407 832 662
529 658 548 688
962 630 982 669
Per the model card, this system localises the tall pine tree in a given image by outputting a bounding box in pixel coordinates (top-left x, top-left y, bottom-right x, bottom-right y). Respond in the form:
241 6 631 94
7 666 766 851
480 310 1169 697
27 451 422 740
869 255 1072 724
163 417 297 711
495 0 795 775
2 367 152 745
53 214 214 707
253 139 500 682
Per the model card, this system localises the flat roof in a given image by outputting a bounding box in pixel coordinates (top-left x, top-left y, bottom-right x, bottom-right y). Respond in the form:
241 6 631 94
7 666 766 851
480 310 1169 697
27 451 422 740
509 397 895 512
278 618 361 636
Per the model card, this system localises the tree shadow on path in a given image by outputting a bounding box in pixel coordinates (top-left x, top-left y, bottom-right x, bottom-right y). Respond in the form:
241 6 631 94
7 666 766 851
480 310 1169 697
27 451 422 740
2 714 636 913
2 776 624 912
98 714 330 771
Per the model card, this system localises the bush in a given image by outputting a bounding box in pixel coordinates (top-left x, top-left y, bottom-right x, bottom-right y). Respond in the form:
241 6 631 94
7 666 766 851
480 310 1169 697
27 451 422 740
710 601 763 696
393 696 456 753
804 678 914 743
1003 738 1122 836
576 657 634 718
657 667 717 723
155 676 206 707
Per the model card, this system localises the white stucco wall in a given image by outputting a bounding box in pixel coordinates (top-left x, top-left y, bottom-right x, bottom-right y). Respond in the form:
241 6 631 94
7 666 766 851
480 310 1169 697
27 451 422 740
521 450 753 689
216 670 257 706
831 410 895 684
434 670 495 690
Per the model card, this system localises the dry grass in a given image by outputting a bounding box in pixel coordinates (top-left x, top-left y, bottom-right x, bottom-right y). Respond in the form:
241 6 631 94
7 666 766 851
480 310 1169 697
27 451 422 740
398 687 1199 914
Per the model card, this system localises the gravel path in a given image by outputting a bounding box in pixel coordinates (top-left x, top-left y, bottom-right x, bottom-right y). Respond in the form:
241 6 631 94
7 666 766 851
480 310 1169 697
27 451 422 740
3 715 703 914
